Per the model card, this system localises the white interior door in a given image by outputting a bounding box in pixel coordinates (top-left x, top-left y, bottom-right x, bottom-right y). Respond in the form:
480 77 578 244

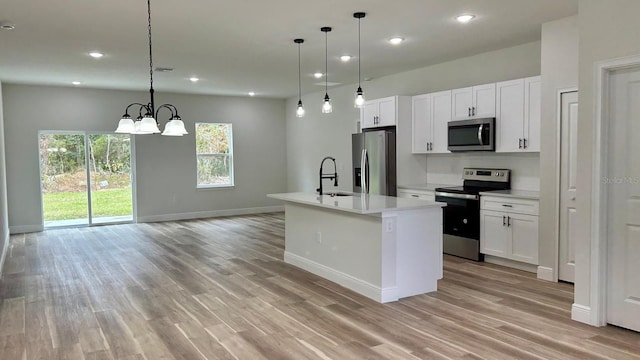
607 68 640 332
559 91 579 283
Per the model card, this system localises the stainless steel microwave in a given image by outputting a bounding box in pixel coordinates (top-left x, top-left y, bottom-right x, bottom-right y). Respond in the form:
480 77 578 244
447 118 495 152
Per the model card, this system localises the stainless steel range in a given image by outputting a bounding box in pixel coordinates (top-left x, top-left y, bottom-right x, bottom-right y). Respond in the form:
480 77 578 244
435 168 511 261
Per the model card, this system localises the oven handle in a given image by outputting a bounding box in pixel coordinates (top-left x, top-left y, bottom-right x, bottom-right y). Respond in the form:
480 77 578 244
435 192 479 200
478 124 484 146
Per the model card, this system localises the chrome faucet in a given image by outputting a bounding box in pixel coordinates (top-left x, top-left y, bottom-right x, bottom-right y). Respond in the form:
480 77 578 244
317 156 338 195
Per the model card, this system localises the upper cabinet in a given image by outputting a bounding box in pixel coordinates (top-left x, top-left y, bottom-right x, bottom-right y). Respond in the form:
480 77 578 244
451 83 496 120
496 76 541 152
361 96 398 129
412 90 451 154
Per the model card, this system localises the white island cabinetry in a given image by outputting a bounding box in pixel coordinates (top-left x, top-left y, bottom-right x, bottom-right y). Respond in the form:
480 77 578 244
268 192 445 303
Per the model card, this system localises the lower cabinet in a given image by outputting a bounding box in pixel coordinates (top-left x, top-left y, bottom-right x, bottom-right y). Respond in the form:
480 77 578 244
480 197 539 265
397 189 435 202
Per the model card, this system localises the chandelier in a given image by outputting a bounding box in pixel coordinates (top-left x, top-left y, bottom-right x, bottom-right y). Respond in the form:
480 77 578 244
115 0 187 136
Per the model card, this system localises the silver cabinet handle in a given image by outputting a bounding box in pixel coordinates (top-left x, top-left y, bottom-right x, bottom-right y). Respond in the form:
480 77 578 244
507 216 511 227
519 138 523 149
502 204 513 207
503 215 506 226
472 107 476 116
411 194 419 198
523 138 527 149
478 124 484 146
430 142 433 151
468 107 471 117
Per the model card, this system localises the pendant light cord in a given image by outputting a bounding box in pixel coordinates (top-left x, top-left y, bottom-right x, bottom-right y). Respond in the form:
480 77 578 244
147 0 155 114
298 43 302 101
358 17 361 87
324 30 328 94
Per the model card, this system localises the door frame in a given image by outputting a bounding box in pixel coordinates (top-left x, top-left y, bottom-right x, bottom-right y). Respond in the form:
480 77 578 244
555 87 578 283
588 54 640 327
37 130 137 228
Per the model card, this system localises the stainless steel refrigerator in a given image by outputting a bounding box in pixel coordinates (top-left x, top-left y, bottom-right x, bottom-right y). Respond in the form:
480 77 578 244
352 129 397 196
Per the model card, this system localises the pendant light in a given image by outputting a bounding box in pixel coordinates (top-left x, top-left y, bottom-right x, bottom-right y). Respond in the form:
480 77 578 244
321 27 333 114
115 0 188 136
354 12 366 108
294 38 305 118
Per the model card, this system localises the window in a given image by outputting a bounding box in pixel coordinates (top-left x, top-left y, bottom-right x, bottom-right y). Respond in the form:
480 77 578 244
195 123 234 187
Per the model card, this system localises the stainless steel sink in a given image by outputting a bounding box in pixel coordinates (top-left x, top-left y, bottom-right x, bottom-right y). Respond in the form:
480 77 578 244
324 191 353 197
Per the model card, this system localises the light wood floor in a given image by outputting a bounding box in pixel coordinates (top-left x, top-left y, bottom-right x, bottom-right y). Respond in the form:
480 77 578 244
0 213 638 359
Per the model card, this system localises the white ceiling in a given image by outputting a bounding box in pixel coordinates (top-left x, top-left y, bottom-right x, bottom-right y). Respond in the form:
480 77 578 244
0 0 578 99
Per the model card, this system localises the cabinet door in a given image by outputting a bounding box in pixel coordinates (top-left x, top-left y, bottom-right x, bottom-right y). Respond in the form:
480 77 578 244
451 87 473 120
430 90 452 153
361 101 378 129
412 94 431 153
508 213 539 265
480 210 509 257
472 83 496 118
523 76 541 152
377 97 397 127
496 79 525 153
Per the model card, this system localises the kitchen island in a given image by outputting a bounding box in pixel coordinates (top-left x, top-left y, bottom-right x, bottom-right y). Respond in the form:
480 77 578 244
267 192 445 303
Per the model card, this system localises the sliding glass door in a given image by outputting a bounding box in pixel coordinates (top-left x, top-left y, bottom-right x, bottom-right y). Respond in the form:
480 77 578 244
39 132 135 228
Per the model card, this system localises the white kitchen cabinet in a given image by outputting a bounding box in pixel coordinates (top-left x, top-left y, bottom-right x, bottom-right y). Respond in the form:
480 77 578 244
412 91 451 154
451 83 495 120
397 188 436 202
523 76 541 152
411 94 431 153
496 76 541 152
480 195 539 265
361 96 398 129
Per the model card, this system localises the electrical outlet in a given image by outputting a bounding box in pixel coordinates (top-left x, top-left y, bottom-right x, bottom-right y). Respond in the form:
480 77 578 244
385 220 394 233
316 231 322 243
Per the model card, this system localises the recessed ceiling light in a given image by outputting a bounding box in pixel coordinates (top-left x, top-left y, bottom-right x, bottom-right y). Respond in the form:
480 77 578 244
313 72 324 79
340 55 352 62
248 92 256 96
72 81 81 86
88 51 104 59
456 14 476 23
0 23 15 31
189 77 199 82
388 37 404 45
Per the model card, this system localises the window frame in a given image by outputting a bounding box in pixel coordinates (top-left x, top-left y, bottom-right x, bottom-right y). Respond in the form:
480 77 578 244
195 122 235 189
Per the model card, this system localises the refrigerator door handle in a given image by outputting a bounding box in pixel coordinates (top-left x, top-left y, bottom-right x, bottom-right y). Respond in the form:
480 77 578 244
360 149 367 193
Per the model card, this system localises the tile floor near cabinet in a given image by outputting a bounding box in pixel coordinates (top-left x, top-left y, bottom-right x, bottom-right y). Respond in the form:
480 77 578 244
0 213 639 359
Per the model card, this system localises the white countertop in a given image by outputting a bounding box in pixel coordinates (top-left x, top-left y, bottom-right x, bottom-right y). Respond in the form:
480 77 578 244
398 183 458 192
479 189 540 200
268 192 445 215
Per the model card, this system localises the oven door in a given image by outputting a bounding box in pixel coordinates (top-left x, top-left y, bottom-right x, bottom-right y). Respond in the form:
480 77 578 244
447 118 495 152
435 192 482 261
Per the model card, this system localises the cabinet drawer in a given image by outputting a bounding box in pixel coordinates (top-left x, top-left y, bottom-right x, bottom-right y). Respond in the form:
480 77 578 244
397 189 436 202
481 196 539 215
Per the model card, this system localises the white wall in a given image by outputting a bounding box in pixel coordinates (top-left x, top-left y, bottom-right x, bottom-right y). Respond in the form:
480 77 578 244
539 16 579 280
2 84 287 231
286 41 542 193
425 153 540 190
0 82 9 274
573 0 640 323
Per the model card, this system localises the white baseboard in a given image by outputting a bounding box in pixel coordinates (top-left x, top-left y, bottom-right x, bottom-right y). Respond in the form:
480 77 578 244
571 304 593 325
484 255 538 273
284 251 395 303
9 224 44 234
537 266 555 282
0 230 9 277
137 205 284 223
